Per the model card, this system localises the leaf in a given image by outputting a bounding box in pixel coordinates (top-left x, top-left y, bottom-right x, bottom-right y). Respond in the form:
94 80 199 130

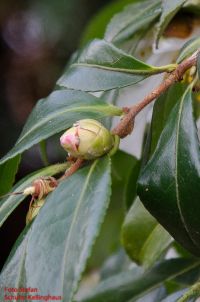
160 289 198 302
57 39 170 92
88 151 140 268
174 265 200 286
111 150 140 209
122 198 172 268
39 140 49 166
138 86 200 256
80 258 200 302
0 223 32 289
177 37 200 63
0 157 112 302
81 0 140 44
159 289 187 302
0 89 122 166
150 83 187 157
131 286 167 302
0 155 21 196
155 0 187 48
105 0 161 45
0 162 69 228
197 51 200 79
183 0 200 15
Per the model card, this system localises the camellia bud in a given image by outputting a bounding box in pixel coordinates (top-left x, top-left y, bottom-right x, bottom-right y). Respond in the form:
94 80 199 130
60 119 119 160
26 198 45 225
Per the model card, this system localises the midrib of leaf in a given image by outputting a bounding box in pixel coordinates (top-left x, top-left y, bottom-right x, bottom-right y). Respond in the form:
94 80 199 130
71 63 153 74
60 160 98 299
174 87 198 248
17 105 121 144
130 260 200 302
139 224 160 260
107 0 161 42
177 38 200 63
15 235 29 288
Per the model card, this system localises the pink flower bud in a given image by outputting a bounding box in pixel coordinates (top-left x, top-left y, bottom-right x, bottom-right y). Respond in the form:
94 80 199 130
60 119 117 160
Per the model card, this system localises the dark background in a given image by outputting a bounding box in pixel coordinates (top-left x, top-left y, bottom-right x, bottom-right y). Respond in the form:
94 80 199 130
0 0 112 270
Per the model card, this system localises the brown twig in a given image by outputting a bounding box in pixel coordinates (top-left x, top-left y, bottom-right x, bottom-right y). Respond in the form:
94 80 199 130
112 50 200 138
58 158 84 182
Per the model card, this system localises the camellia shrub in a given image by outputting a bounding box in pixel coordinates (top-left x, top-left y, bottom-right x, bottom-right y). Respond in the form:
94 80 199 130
1 0 200 301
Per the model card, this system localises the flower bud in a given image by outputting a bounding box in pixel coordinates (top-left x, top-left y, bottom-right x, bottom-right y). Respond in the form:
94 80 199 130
60 119 117 160
23 177 58 199
26 198 45 225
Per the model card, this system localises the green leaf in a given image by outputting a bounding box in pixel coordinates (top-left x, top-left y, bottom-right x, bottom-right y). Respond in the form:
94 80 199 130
88 151 140 268
57 39 171 92
155 0 187 47
159 289 188 302
0 157 111 302
177 37 200 63
0 162 69 227
197 51 200 79
105 0 161 45
111 150 140 209
81 258 200 302
81 0 141 44
122 198 172 268
138 86 200 256
183 0 200 15
0 90 122 166
39 140 49 166
0 155 21 196
150 83 187 157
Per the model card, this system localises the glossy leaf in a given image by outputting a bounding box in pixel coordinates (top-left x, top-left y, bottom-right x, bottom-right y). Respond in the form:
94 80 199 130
0 157 111 302
122 198 172 267
57 39 170 92
105 0 161 45
138 86 200 256
0 162 68 227
177 37 200 63
0 90 122 166
0 155 21 196
150 83 187 156
81 258 200 302
155 0 186 47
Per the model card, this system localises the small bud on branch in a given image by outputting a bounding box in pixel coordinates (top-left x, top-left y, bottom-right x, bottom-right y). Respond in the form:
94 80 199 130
60 119 117 160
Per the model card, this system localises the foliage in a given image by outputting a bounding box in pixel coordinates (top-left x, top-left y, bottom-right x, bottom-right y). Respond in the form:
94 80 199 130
1 0 200 301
